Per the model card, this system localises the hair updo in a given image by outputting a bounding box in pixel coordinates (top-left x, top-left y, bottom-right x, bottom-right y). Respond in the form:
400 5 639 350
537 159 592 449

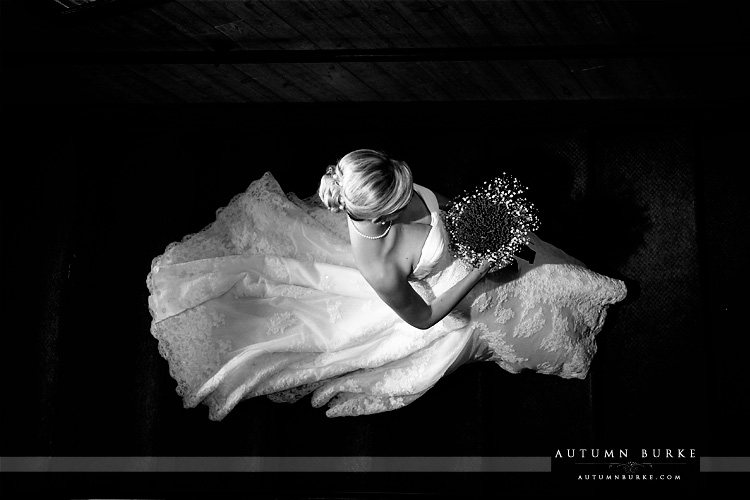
318 149 413 221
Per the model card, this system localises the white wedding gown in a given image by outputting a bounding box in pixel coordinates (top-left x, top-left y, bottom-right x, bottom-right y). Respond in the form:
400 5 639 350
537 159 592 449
147 172 626 420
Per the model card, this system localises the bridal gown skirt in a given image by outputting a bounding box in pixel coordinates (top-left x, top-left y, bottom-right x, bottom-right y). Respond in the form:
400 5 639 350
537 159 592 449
147 173 627 420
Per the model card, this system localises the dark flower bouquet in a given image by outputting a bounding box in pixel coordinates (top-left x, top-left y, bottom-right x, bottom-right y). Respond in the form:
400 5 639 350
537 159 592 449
443 174 541 271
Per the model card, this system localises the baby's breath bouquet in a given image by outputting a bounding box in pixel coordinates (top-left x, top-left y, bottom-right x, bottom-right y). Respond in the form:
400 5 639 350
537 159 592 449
444 174 540 271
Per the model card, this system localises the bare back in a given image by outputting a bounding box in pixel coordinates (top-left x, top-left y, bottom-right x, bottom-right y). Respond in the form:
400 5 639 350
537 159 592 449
349 189 433 281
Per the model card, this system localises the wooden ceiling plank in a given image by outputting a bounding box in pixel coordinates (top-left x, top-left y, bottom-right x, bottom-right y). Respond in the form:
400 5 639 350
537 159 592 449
411 61 486 101
303 63 385 102
378 1 471 100
223 2 364 101
151 1 243 51
384 0 516 100
222 1 319 50
430 0 503 47
256 0 350 50
174 0 243 26
486 60 557 100
342 0 440 100
242 0 346 50
369 62 452 101
388 0 471 47
512 2 605 100
441 58 520 101
221 64 288 102
450 60 523 101
422 1 528 100
66 11 211 58
126 63 217 102
183 63 257 102
344 0 426 48
564 58 626 100
339 62 424 102
555 1 628 100
560 0 626 45
448 1 555 101
374 62 451 101
86 11 206 51
265 63 350 103
213 20 280 51
103 8 208 51
524 59 591 100
193 63 279 102
513 0 587 46
469 0 547 46
594 0 645 44
233 63 317 102
122 61 248 104
304 0 392 50
355 0 464 101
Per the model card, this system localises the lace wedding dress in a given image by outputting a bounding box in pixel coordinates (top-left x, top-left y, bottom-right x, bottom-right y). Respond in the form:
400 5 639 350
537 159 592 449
147 172 626 420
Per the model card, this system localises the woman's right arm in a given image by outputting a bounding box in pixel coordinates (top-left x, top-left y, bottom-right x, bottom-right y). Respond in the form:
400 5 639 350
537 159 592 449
363 260 491 330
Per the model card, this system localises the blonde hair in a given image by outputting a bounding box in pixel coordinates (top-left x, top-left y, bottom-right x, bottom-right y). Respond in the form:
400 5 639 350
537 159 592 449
318 149 413 221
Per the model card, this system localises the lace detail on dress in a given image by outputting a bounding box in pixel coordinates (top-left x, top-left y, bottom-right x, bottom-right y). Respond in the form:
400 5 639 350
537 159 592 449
494 306 516 324
470 321 528 373
326 299 343 324
472 292 493 313
276 284 315 299
325 393 414 417
266 312 299 337
371 341 442 394
151 305 232 400
466 262 626 379
310 327 472 417
146 173 355 319
152 173 286 267
267 380 327 404
514 306 547 338
265 255 290 282
540 305 573 353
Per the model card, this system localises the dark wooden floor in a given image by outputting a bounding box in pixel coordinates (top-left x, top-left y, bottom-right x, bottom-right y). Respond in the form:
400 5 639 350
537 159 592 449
1 99 747 495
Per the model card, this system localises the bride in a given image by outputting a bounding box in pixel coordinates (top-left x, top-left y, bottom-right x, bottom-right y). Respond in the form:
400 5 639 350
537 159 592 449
147 149 626 420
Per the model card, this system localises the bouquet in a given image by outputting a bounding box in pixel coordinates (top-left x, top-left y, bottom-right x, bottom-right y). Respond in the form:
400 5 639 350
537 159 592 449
444 174 540 271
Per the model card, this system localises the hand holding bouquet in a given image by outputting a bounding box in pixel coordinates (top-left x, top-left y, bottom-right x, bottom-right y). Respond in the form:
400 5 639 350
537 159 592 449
444 174 540 272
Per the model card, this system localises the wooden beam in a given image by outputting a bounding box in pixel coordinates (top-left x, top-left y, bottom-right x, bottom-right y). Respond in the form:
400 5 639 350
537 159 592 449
4 43 744 65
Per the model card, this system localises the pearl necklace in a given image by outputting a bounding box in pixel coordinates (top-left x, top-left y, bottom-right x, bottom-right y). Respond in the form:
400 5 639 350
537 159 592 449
350 219 392 240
